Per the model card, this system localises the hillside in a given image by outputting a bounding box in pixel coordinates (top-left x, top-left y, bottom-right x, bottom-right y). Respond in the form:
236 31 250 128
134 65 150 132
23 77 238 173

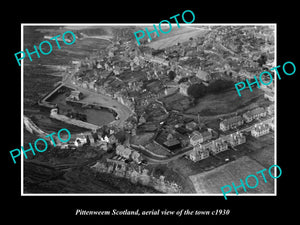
145 25 209 49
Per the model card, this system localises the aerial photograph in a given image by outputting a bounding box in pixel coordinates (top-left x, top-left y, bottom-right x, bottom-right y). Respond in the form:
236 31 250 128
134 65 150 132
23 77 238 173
22 24 275 195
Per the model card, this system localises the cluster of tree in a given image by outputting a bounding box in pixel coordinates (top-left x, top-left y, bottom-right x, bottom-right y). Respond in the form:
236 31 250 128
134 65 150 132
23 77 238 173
187 79 234 99
256 53 268 67
168 71 176 80
187 83 206 99
206 79 234 94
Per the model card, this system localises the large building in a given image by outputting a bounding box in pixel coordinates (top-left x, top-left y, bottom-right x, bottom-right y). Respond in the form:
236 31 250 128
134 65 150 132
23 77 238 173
243 107 267 123
220 116 244 131
228 131 246 146
189 144 210 162
251 123 270 137
189 130 212 146
210 138 228 154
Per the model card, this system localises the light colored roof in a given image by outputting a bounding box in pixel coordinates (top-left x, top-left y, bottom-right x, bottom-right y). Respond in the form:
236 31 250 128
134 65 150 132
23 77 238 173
244 107 265 118
221 116 243 126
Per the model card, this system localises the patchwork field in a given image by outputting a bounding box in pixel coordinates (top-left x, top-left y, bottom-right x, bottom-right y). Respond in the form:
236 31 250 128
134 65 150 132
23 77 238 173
189 156 274 194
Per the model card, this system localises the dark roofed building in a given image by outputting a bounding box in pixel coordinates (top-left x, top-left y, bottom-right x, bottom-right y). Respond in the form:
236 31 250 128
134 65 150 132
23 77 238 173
163 138 181 151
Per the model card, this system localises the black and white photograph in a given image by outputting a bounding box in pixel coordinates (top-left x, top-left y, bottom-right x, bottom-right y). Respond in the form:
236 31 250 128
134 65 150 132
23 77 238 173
4 4 297 223
21 24 276 196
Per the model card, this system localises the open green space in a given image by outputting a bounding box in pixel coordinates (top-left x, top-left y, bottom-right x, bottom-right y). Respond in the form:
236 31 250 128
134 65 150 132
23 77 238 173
189 156 274 194
185 87 268 116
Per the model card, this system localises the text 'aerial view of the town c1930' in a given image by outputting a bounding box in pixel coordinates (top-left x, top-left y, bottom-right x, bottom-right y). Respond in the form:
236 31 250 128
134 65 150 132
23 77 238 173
22 24 275 195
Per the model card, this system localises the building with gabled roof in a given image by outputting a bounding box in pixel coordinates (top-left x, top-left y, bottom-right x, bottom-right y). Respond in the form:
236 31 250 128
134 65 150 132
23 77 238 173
243 107 266 123
189 130 212 146
228 131 246 146
220 115 244 131
210 138 228 154
189 144 210 162
251 123 270 138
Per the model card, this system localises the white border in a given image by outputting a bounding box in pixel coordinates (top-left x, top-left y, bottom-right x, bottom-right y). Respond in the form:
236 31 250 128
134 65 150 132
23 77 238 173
21 23 277 197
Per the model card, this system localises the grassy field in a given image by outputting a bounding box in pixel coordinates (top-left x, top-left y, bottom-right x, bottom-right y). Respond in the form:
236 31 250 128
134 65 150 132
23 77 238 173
185 88 269 116
161 93 191 111
146 26 209 49
189 156 274 194
245 133 275 168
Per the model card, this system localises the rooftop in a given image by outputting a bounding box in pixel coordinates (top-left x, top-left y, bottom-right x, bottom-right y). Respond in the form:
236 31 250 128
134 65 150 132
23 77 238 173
221 115 243 126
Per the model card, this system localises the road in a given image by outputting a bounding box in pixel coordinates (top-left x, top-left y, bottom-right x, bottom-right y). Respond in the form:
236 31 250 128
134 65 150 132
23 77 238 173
136 116 274 164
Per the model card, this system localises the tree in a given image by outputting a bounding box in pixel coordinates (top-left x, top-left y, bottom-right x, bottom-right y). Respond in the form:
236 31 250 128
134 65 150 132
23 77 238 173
207 79 234 94
257 54 268 67
187 83 207 99
168 71 176 80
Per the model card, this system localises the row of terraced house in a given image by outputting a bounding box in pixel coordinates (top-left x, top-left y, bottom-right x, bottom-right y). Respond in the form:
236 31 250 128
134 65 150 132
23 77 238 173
189 105 274 162
189 130 246 162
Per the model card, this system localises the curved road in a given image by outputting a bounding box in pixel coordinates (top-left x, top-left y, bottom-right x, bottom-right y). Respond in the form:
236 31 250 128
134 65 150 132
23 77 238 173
63 74 133 127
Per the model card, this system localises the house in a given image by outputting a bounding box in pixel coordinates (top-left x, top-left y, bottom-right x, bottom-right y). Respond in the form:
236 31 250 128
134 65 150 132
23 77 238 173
210 138 228 154
74 134 87 147
179 82 189 96
220 116 244 131
116 144 132 159
163 138 181 151
251 123 270 138
87 133 95 146
88 80 96 90
243 107 266 123
185 121 198 131
196 68 210 81
131 151 143 164
189 144 210 162
267 104 274 116
228 131 246 146
82 81 89 89
268 120 275 131
264 91 274 102
164 86 179 96
189 130 212 146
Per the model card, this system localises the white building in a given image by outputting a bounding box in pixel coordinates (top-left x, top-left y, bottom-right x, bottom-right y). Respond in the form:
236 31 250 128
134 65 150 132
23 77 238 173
210 138 228 154
220 116 244 131
243 107 266 123
74 134 87 147
189 144 210 162
179 82 189 96
189 130 212 146
251 124 270 137
228 131 246 146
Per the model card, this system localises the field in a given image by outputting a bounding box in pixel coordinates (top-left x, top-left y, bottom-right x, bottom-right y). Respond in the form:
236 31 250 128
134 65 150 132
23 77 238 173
146 26 209 49
189 156 274 194
185 88 269 116
161 92 191 111
245 133 275 168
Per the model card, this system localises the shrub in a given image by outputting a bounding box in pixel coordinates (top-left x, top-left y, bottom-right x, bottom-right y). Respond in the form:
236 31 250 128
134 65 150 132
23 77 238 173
187 83 207 99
